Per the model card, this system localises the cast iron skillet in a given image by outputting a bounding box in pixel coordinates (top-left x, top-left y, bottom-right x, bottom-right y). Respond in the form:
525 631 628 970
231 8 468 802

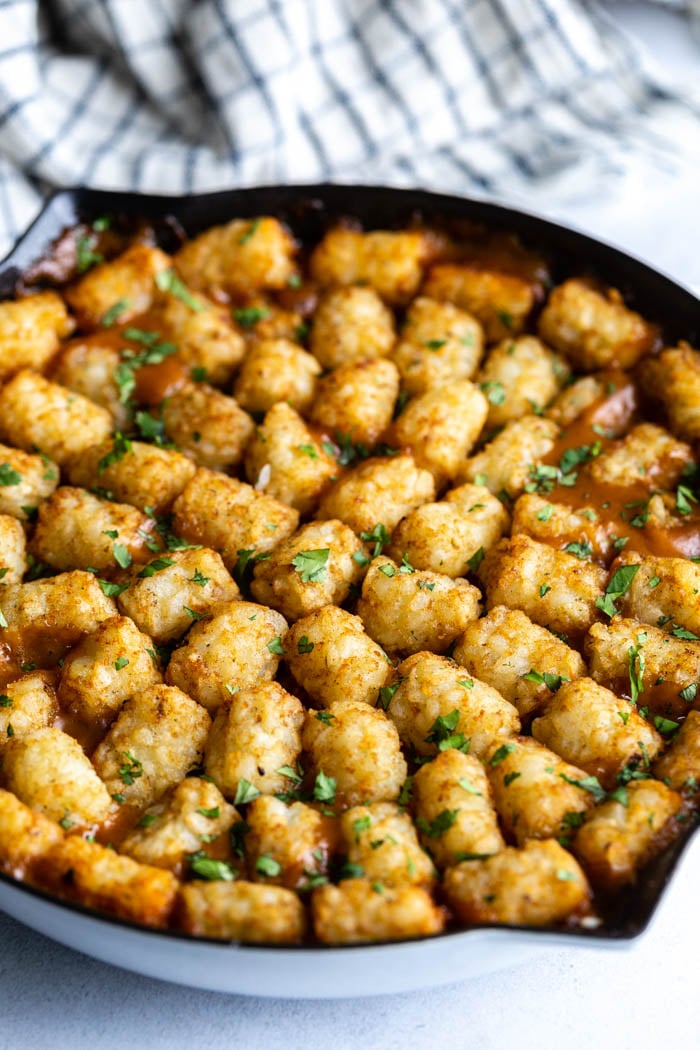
0 183 699 955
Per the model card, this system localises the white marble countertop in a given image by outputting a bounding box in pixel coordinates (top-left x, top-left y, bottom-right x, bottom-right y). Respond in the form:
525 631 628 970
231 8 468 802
1 6 698 1049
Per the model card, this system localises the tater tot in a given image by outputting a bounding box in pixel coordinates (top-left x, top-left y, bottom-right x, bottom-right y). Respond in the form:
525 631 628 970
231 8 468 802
511 493 612 564
454 606 586 719
308 358 399 446
0 291 73 378
310 228 432 305
285 605 392 709
0 788 63 879
0 442 59 521
309 287 396 369
459 415 560 498
0 370 113 466
531 677 662 790
545 374 607 427
120 777 238 871
67 437 196 515
204 681 303 799
57 615 162 724
477 335 569 425
616 550 700 638
538 279 658 371
0 671 58 748
244 402 337 515
51 336 129 428
423 263 536 342
639 344 700 443
385 651 519 761
388 381 488 487
160 382 254 471
174 216 296 298
315 454 435 535
302 698 407 806
91 684 211 808
243 795 330 890
64 244 171 329
357 557 481 656
587 423 690 490
586 617 700 721
387 484 509 578
485 736 597 845
0 571 117 664
178 880 305 942
4 726 112 827
156 291 246 386
233 338 320 414
412 750 504 867
165 600 287 711
573 779 683 890
31 486 159 573
339 802 435 886
481 535 606 638
41 835 178 927
444 839 591 926
312 878 444 944
172 469 299 569
390 296 484 396
0 514 26 583
653 711 700 798
118 547 239 644
251 519 365 622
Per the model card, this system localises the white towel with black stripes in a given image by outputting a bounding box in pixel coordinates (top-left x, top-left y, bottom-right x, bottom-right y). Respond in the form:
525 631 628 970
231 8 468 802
0 0 698 266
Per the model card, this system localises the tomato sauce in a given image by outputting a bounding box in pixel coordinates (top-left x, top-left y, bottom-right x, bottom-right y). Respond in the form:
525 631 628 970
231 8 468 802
537 372 700 563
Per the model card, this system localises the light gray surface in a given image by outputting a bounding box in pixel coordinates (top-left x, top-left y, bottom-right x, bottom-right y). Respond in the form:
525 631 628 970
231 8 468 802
1 6 699 1048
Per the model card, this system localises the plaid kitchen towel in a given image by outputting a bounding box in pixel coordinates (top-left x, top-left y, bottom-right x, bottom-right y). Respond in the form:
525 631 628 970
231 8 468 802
0 0 698 258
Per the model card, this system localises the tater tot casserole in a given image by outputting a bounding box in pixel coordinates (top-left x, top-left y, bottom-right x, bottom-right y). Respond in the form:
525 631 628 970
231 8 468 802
0 193 698 951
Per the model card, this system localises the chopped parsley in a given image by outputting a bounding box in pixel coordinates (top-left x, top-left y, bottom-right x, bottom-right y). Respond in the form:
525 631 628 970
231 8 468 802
627 635 646 704
155 268 204 312
559 772 606 801
313 771 336 804
595 563 640 618
97 578 129 598
292 548 330 583
97 432 133 475
466 547 485 572
238 218 261 245
425 709 469 753
256 854 282 878
523 669 568 692
563 541 593 560
378 680 402 710
489 742 516 767
416 809 459 839
297 635 314 654
233 305 270 328
118 750 143 786
76 232 103 273
101 299 130 327
0 463 21 486
676 484 698 516
480 381 506 406
114 657 129 671
234 779 261 805
267 636 285 655
188 853 237 882
359 523 391 556
137 556 175 577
